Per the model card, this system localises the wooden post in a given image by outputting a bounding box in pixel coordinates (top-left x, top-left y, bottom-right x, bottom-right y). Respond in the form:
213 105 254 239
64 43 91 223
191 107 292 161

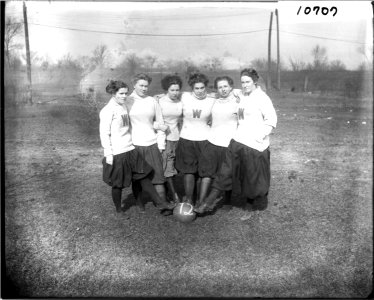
23 1 32 105
275 9 280 91
267 11 273 91
304 75 308 92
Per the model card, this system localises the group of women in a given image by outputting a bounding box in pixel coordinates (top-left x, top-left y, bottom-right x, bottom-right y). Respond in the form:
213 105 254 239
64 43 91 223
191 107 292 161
99 67 277 220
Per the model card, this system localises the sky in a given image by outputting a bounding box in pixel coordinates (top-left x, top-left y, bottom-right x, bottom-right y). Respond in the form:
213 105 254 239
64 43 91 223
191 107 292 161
5 1 373 70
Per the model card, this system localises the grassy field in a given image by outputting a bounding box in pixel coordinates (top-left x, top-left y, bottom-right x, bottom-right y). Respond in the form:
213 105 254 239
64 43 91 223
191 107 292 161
4 87 373 297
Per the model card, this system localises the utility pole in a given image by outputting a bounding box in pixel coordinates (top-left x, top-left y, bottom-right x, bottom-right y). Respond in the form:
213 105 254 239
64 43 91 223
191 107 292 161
275 9 280 91
23 1 32 105
267 11 273 91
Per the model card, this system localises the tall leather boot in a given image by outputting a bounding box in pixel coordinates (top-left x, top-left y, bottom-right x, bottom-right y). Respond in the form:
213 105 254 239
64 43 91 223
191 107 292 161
140 179 175 211
194 188 222 214
155 184 173 215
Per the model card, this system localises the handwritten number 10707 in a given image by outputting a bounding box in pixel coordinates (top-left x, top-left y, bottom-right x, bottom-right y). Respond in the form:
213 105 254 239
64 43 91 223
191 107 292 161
297 6 337 16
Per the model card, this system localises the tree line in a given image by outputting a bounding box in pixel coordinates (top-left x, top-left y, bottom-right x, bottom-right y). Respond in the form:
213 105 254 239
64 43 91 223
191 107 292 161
5 15 372 76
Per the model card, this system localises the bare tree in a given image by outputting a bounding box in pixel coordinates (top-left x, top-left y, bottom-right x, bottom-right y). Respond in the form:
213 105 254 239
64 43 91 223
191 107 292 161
357 62 371 71
357 45 372 62
311 45 328 70
22 51 42 66
77 55 96 74
205 57 223 71
329 60 346 71
251 58 282 72
39 54 52 70
356 45 372 70
155 60 166 72
57 53 82 70
5 16 23 68
163 58 183 73
143 54 158 71
185 63 200 79
289 57 307 71
91 44 108 66
120 53 141 76
251 58 267 71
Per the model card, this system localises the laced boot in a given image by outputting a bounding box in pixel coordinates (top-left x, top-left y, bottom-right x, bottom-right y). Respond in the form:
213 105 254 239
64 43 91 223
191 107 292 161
197 196 223 214
173 193 181 204
194 188 222 214
194 202 211 214
154 186 175 211
154 199 175 211
152 193 175 211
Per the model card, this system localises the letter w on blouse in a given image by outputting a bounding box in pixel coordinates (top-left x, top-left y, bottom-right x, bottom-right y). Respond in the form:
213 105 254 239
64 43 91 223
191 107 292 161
121 114 130 126
238 108 245 120
192 109 202 118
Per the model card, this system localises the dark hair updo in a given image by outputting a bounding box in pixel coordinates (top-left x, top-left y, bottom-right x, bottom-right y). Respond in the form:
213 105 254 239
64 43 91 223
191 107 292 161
240 68 259 83
161 74 183 91
214 76 234 89
105 80 129 94
187 72 209 88
132 73 152 85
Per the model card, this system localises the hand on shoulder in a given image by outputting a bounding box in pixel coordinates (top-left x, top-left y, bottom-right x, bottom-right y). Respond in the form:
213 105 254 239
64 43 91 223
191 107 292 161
153 93 165 100
207 92 217 98
231 89 241 103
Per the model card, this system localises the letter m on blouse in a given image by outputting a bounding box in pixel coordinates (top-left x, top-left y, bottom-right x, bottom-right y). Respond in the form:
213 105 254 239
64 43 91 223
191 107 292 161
192 109 202 118
238 108 245 120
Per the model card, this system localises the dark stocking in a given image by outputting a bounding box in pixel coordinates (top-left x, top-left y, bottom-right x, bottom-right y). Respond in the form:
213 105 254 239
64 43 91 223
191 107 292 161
166 177 179 203
183 174 195 204
111 187 122 213
132 180 144 211
197 177 212 205
224 190 232 205
155 184 167 202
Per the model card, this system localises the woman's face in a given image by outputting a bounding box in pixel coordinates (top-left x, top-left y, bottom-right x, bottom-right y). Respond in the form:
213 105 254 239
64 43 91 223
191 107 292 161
167 84 181 101
114 87 129 104
192 82 206 99
241 75 256 94
216 80 232 98
134 79 149 97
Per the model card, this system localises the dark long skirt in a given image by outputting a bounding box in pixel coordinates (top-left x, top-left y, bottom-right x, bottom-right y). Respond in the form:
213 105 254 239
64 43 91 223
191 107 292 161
212 139 271 199
134 143 165 184
102 149 153 188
